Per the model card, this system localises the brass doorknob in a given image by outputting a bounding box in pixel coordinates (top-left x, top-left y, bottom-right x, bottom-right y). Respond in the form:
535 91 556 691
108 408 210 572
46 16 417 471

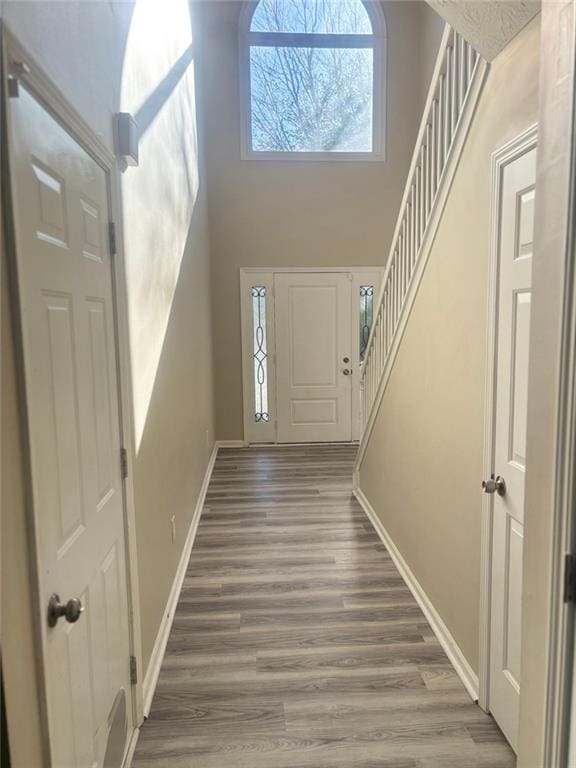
482 475 506 497
47 593 84 628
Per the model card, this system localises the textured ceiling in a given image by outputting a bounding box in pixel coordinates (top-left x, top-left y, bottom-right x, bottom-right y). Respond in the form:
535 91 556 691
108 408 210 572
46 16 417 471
425 0 541 60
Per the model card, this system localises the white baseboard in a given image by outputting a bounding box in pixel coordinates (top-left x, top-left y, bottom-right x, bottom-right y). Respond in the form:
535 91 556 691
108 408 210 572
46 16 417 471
215 440 245 448
353 485 480 702
141 442 219 716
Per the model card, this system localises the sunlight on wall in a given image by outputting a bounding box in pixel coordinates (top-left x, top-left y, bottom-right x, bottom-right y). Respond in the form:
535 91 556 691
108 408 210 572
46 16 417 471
120 0 200 450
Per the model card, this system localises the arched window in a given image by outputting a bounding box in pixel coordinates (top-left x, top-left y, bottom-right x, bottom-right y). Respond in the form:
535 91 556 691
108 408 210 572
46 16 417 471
240 0 385 158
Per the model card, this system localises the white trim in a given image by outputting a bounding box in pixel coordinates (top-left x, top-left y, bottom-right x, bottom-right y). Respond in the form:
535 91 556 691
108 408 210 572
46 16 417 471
141 442 219 717
478 124 538 713
2 24 145 757
238 0 387 161
354 54 489 472
215 440 246 449
353 486 479 701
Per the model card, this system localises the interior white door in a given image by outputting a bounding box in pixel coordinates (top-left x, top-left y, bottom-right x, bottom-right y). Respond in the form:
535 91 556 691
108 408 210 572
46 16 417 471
489 143 537 750
275 272 352 443
7 85 133 767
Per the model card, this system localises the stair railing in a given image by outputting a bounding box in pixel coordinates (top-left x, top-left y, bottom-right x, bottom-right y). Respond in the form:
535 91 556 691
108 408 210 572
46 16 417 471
357 26 488 469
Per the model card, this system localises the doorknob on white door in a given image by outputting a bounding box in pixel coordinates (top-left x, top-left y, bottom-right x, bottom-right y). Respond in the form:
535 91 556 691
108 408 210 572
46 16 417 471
47 593 85 627
342 368 351 375
482 475 506 497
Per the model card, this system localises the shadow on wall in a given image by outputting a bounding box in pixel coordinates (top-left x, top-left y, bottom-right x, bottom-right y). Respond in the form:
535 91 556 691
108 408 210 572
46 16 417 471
120 0 201 453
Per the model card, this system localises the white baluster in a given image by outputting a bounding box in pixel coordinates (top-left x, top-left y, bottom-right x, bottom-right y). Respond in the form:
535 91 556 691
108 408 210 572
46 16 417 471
438 74 445 174
386 283 391 354
378 312 383 377
459 34 467 108
423 134 429 224
426 124 432 222
404 220 410 296
396 251 401 324
379 311 382 380
451 35 458 135
367 354 372 415
409 190 414 271
415 169 421 256
444 55 451 163
389 263 395 333
431 100 438 200
372 318 378 389
419 153 425 244
400 225 406 300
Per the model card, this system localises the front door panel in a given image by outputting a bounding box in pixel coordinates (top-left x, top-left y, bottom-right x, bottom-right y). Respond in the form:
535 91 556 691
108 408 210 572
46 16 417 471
275 273 352 442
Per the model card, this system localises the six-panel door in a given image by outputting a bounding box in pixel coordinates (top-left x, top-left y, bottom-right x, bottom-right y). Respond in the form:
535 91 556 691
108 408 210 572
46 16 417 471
8 85 133 767
489 144 537 751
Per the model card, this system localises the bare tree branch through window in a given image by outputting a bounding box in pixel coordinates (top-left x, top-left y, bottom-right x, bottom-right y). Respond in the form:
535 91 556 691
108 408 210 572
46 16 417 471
248 0 377 153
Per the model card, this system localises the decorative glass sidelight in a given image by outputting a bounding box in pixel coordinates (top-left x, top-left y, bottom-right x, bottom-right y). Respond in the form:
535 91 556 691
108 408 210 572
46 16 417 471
251 286 269 422
359 285 374 360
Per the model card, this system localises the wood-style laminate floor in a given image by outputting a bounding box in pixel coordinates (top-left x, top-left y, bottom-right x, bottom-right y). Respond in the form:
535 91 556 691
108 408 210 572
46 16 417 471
133 445 515 768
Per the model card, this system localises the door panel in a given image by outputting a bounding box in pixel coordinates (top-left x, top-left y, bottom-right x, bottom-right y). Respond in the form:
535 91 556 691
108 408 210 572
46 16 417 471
489 144 536 751
275 273 352 442
8 84 132 766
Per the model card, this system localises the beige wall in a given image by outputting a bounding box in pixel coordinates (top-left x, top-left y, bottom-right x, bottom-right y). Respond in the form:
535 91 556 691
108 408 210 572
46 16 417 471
1 1 214 763
518 1 576 763
197 0 443 441
359 17 540 672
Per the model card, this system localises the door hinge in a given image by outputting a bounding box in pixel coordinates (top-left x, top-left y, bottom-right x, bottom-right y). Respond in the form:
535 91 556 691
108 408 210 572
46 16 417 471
108 222 117 255
120 447 128 480
564 554 576 603
129 655 138 685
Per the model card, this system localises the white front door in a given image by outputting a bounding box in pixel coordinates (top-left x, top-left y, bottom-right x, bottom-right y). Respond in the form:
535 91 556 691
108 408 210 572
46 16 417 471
275 272 352 442
7 85 133 766
489 143 537 750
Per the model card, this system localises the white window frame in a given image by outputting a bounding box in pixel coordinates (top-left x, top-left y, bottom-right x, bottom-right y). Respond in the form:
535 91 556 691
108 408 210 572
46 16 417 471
238 0 387 162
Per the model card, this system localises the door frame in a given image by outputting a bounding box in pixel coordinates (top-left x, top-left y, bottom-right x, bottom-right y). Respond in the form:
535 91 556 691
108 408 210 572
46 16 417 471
240 266 385 445
478 123 538 714
2 26 144 762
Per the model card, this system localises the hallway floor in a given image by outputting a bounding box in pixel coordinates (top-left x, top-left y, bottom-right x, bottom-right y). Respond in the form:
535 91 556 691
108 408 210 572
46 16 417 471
132 445 515 768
